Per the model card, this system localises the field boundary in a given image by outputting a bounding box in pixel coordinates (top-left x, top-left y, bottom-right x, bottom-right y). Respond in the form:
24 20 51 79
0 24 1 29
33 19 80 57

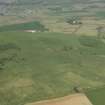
25 93 93 105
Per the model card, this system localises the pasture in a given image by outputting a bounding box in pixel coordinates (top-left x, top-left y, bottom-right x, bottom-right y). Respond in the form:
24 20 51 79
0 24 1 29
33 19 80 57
86 87 105 105
0 31 105 105
0 0 105 105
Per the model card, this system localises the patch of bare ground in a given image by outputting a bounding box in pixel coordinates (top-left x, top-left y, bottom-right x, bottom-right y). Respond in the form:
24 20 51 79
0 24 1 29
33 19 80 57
25 93 93 105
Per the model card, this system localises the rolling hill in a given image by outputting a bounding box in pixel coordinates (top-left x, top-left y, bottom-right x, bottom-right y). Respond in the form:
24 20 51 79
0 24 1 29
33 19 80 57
0 0 105 105
0 31 105 105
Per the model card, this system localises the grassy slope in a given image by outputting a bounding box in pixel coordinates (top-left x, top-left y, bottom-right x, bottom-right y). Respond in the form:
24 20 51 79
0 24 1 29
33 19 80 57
0 32 105 105
86 87 105 105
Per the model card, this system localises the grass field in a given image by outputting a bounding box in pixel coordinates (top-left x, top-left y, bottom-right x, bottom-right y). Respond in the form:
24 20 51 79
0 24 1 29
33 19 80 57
0 21 47 32
86 87 105 105
1 0 105 105
0 31 105 105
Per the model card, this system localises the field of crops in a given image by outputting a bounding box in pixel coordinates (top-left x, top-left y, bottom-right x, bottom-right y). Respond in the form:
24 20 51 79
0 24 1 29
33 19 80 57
0 31 105 105
1 0 105 35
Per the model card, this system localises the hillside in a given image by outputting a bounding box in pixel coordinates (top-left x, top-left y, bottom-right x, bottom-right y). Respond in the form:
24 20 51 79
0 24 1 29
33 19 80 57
0 31 105 105
0 0 105 105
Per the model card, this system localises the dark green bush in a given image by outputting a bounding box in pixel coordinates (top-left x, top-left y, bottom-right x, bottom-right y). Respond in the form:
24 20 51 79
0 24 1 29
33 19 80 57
79 36 105 48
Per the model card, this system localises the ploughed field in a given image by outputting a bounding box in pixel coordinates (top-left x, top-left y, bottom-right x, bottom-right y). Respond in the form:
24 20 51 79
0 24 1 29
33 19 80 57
0 31 105 105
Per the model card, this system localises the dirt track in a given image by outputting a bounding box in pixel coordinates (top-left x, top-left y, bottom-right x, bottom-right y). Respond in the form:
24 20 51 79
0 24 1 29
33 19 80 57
25 93 93 105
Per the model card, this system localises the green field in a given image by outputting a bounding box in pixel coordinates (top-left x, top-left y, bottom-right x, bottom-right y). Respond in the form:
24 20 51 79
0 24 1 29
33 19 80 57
87 87 105 105
96 11 105 19
0 31 105 105
0 21 47 32
1 0 105 105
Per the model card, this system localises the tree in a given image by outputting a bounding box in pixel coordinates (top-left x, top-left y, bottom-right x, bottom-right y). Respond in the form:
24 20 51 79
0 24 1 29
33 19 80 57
66 16 82 25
